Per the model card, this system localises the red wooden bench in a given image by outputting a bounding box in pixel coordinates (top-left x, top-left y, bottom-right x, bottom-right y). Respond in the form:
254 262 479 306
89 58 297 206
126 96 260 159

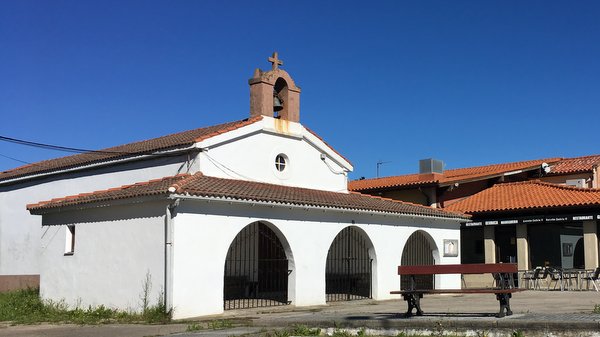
390 263 524 318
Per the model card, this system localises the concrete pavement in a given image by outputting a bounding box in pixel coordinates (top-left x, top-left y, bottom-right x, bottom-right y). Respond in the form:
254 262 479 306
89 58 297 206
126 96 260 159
2 291 600 336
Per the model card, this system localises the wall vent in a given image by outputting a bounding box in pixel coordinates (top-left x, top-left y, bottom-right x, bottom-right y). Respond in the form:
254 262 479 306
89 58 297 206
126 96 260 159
419 159 444 175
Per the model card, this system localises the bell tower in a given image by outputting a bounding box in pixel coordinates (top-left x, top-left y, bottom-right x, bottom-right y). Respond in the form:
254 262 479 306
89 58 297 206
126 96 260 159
249 52 301 122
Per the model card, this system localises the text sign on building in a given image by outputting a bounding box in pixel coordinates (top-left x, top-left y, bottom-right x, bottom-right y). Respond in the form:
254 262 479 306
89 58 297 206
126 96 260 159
465 222 483 227
523 218 544 224
573 215 594 221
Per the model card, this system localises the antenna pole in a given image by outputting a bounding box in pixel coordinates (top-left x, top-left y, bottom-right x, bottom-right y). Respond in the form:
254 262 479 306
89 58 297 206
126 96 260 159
376 160 391 178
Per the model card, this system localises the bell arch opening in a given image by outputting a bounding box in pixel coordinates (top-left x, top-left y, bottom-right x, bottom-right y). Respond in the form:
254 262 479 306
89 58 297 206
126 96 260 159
273 78 288 118
401 230 439 290
223 222 291 309
325 226 374 302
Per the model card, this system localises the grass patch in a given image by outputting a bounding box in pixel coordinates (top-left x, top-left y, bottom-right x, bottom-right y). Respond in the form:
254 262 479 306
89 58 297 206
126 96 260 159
262 324 321 337
208 319 234 330
186 323 203 331
290 324 320 335
593 304 600 314
0 288 171 325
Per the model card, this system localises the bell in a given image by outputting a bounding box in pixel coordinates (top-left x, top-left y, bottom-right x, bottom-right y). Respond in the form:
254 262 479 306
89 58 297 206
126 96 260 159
273 94 283 112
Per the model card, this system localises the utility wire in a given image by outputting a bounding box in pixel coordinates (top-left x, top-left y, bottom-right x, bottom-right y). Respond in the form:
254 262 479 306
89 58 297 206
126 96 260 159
0 135 130 155
0 152 32 166
0 134 202 173
202 151 257 182
0 135 200 159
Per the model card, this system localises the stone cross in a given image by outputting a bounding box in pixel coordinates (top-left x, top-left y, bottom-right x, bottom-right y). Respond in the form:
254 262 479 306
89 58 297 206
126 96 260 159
268 52 283 70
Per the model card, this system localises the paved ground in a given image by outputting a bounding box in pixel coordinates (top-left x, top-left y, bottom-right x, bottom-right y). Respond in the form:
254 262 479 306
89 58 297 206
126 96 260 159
2 291 600 336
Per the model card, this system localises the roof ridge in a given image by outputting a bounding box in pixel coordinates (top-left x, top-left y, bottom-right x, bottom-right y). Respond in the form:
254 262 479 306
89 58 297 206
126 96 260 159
350 172 422 183
351 157 562 183
193 115 263 143
444 157 562 175
497 179 600 192
560 154 600 161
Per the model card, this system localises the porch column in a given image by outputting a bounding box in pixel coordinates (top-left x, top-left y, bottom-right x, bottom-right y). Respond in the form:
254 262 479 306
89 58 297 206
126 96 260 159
516 224 529 271
583 220 599 270
484 226 496 263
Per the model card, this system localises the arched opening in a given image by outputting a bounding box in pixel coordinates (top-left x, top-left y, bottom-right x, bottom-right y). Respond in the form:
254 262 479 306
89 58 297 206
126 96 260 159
325 226 374 302
401 230 437 290
273 78 288 118
223 222 290 309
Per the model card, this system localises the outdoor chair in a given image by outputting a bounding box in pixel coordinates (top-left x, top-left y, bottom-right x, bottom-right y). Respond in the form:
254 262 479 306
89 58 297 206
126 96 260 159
534 267 550 290
561 269 580 291
582 268 600 291
522 268 541 289
547 267 565 291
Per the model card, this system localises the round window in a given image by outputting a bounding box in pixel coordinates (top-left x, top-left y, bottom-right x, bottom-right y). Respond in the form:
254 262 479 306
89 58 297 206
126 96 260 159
275 154 288 172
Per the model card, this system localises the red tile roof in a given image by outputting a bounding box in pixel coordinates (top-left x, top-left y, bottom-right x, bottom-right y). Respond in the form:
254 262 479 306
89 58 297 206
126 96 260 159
445 181 600 214
28 173 468 219
548 155 600 175
0 117 263 182
349 158 562 191
27 175 189 210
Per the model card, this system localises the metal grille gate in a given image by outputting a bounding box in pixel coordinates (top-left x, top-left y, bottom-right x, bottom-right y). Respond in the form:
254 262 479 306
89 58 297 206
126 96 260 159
326 227 373 301
224 222 289 310
401 231 434 290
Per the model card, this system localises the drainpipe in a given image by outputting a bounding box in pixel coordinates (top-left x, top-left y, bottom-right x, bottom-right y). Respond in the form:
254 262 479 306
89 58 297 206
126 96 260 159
165 198 180 312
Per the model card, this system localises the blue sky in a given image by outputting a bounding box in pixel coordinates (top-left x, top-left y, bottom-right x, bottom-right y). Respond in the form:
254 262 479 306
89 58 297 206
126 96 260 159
1 1 599 180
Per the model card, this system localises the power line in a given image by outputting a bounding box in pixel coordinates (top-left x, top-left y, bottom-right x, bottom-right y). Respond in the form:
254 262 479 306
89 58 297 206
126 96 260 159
0 135 130 155
0 135 201 173
0 153 32 166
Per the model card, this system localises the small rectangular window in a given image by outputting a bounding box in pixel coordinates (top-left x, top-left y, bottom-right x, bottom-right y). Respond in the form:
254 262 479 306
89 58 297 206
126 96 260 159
65 225 75 255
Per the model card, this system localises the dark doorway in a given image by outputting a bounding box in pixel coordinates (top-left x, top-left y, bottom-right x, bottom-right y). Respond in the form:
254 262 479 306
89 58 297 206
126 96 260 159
574 238 585 269
224 222 289 310
326 227 373 302
495 226 517 264
401 231 435 290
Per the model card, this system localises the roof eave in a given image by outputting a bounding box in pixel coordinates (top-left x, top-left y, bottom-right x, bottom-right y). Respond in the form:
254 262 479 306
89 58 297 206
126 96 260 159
1 145 199 186
28 194 171 216
168 193 469 221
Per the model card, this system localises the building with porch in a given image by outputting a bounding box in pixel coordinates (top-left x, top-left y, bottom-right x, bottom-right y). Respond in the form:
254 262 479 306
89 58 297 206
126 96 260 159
350 156 600 282
0 53 467 318
446 181 600 273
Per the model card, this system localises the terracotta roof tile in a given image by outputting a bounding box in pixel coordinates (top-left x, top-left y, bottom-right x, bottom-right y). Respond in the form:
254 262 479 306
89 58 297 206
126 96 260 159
349 158 562 191
548 155 600 175
26 174 189 210
445 181 600 214
1 117 263 182
28 173 468 219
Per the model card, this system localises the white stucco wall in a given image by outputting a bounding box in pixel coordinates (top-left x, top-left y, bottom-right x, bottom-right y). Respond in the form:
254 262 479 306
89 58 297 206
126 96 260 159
171 199 461 319
0 155 191 277
197 117 351 192
39 202 167 310
1 118 351 279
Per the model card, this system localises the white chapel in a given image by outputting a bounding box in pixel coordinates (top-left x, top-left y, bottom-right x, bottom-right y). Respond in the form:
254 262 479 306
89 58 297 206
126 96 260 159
1 53 466 319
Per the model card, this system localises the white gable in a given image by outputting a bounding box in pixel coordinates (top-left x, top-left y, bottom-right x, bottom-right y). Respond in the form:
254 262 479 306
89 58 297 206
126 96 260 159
195 116 353 192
